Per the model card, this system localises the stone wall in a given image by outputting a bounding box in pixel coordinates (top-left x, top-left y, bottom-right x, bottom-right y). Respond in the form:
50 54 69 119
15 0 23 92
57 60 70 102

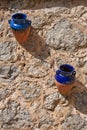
0 0 87 130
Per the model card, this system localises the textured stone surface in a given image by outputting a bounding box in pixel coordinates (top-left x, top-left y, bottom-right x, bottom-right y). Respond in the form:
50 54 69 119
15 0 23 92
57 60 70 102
62 115 86 130
35 109 54 130
0 41 17 62
44 92 60 110
0 65 18 80
46 19 87 51
0 0 87 130
46 76 55 87
19 81 41 101
74 91 87 113
44 92 67 110
0 88 12 101
28 61 50 78
0 101 32 129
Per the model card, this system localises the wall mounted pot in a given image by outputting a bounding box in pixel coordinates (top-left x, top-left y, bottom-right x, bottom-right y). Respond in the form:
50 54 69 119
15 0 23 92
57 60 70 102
55 64 76 95
8 13 31 44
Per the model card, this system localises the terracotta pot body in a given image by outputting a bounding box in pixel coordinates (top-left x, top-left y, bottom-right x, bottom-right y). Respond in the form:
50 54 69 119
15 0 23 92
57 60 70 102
8 13 31 44
55 80 76 95
55 64 76 95
12 27 31 44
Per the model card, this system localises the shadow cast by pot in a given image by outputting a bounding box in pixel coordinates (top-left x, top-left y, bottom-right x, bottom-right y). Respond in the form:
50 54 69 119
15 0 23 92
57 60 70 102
67 80 87 115
21 27 50 60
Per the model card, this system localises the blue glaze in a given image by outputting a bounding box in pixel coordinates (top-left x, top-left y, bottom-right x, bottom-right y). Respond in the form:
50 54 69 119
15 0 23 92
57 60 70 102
8 13 31 30
55 64 76 84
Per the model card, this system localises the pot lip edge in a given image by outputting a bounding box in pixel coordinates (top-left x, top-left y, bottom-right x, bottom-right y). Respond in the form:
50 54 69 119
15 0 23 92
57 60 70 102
12 12 27 20
59 64 75 74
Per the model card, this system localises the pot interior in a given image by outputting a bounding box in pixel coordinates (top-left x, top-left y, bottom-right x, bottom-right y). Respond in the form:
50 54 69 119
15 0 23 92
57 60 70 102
60 64 72 72
13 13 26 20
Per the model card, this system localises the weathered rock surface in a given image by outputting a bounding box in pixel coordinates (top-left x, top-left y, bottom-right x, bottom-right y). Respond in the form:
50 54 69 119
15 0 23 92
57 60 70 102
0 0 87 130
74 91 87 113
0 100 33 129
0 64 18 80
44 92 67 110
18 81 41 101
0 88 12 101
0 41 17 62
62 115 86 130
46 19 87 51
28 61 50 78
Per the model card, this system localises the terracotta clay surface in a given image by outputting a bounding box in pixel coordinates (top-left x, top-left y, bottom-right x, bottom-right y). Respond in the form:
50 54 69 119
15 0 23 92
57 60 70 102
12 27 31 44
55 80 76 95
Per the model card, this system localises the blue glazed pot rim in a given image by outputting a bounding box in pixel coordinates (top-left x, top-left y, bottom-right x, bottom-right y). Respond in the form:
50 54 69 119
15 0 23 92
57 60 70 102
59 64 74 74
55 75 75 84
12 13 27 20
55 64 76 84
9 19 31 30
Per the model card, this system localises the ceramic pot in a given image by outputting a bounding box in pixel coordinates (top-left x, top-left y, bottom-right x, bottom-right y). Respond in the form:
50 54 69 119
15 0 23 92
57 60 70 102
55 64 76 95
8 13 31 44
12 27 31 44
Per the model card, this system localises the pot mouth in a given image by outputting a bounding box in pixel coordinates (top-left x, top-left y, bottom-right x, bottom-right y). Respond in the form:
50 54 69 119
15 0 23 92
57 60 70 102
60 64 74 73
12 13 27 20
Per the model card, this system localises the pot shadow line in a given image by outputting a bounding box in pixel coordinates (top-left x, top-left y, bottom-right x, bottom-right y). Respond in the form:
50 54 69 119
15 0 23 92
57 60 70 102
67 80 87 115
19 26 50 60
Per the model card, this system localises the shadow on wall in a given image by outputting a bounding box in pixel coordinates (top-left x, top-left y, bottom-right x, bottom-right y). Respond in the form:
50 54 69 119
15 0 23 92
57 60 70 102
20 27 50 60
0 0 87 10
67 80 87 115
